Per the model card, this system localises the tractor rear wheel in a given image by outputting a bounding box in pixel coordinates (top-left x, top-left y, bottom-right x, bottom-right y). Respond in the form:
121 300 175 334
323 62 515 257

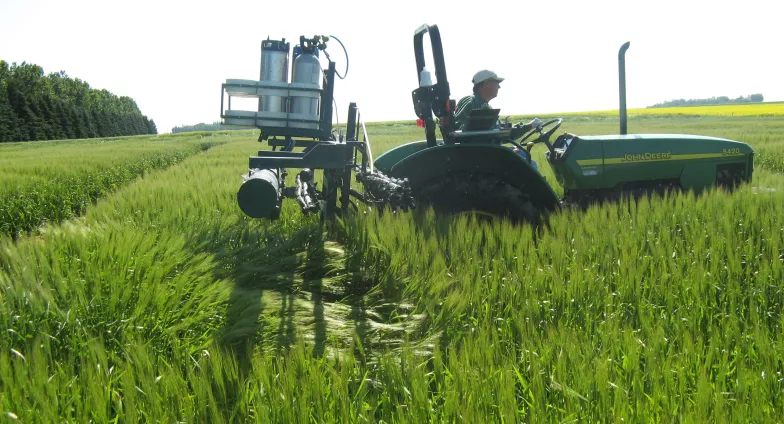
414 172 540 224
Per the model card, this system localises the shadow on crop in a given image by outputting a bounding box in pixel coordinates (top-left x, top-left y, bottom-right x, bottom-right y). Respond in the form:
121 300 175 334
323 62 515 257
187 216 384 366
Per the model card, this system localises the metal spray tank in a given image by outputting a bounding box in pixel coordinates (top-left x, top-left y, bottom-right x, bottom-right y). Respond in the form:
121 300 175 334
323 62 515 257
289 36 326 128
259 38 290 114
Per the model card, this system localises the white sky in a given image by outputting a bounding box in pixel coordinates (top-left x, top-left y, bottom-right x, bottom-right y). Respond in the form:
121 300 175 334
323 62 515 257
1 0 782 133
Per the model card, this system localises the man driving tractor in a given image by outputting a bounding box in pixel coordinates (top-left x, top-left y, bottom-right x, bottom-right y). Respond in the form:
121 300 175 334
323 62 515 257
453 69 542 169
454 69 541 131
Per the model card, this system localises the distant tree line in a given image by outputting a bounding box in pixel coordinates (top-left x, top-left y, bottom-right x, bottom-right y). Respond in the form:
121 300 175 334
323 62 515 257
171 121 242 133
647 94 764 108
0 60 157 143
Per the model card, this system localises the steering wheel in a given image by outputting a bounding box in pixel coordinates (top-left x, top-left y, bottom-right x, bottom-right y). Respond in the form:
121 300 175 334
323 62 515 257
518 118 563 157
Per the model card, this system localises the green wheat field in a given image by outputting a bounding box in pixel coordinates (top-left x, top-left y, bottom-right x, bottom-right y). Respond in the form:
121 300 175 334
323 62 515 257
1 108 783 422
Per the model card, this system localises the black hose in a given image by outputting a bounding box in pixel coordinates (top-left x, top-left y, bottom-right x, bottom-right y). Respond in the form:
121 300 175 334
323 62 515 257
328 35 349 79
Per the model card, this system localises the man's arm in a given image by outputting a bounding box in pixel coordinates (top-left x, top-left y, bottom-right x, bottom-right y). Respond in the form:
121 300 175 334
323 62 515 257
453 96 477 130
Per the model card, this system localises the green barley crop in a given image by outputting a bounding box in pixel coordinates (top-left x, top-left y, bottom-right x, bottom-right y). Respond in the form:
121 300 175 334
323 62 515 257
0 114 782 421
0 131 245 238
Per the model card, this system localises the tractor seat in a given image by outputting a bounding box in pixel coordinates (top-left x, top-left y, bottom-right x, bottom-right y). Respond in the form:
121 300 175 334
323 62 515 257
463 108 501 131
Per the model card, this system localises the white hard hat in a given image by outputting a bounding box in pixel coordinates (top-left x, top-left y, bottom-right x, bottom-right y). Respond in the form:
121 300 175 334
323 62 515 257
472 69 504 84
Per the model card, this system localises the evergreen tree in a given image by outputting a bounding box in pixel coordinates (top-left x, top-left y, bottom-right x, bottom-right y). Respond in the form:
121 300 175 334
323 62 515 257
46 96 67 139
91 108 106 137
68 105 88 139
35 97 56 139
147 118 158 134
8 88 35 141
59 101 75 139
80 109 97 138
0 59 157 142
0 96 15 142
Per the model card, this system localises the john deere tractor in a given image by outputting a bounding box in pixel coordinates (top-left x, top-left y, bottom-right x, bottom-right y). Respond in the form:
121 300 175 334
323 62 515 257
221 24 754 223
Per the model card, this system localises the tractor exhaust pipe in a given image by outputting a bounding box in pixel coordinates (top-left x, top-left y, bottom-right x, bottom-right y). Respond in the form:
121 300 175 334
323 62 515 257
618 41 630 135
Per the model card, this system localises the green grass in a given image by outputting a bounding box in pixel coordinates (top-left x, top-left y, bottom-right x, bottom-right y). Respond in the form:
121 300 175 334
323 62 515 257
0 115 783 421
0 131 246 238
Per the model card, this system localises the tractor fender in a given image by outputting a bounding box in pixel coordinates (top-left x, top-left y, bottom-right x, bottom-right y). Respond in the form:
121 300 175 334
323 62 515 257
388 143 561 212
373 140 430 174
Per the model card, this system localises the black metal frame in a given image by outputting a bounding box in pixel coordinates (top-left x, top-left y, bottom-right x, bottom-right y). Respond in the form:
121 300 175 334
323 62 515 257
230 28 460 220
245 101 370 218
224 35 371 218
411 24 455 147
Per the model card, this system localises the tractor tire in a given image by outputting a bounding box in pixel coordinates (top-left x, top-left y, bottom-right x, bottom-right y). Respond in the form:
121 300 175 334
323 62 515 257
414 172 540 224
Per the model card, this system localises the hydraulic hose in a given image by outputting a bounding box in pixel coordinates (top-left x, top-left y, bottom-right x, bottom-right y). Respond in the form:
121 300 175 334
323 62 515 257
327 35 349 79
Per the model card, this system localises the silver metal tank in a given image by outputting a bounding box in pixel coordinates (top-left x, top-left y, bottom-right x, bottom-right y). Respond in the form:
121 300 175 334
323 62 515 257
259 39 289 113
289 51 322 119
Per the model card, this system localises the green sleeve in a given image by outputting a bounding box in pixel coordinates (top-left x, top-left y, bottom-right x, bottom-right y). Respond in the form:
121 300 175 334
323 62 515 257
453 96 475 130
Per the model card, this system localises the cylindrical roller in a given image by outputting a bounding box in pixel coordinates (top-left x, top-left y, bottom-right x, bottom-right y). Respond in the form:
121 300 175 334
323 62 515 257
237 169 280 218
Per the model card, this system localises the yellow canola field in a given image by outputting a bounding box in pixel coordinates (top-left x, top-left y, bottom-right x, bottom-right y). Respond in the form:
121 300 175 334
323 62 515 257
564 102 784 117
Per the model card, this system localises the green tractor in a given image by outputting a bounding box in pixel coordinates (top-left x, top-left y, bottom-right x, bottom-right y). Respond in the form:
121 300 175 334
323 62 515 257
221 25 754 223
